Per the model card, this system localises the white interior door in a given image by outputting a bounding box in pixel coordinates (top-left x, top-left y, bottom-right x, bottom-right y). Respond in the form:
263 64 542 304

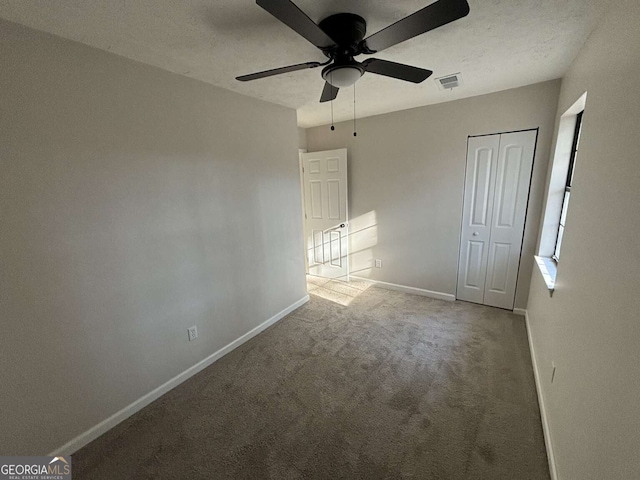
457 135 501 304
457 130 536 310
302 149 348 279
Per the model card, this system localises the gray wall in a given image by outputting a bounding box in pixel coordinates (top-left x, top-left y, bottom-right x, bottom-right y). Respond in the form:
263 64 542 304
297 127 308 151
306 80 560 309
0 20 307 455
526 1 640 479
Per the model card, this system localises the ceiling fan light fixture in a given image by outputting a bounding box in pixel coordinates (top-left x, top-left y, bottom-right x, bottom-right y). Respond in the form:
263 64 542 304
322 65 364 88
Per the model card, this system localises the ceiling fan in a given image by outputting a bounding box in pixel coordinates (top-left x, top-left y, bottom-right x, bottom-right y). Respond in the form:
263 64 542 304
236 0 470 103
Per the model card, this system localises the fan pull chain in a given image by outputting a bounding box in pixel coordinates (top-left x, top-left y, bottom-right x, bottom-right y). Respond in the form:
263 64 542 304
353 83 357 137
330 98 335 131
330 71 335 131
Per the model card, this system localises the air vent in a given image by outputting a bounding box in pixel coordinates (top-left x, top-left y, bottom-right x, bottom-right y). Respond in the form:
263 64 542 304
435 73 462 90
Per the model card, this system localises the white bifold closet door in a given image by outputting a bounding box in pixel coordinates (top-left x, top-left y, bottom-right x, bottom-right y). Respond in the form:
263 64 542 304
456 130 537 310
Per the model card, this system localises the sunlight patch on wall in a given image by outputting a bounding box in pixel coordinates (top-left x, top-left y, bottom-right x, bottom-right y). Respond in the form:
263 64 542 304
348 210 378 277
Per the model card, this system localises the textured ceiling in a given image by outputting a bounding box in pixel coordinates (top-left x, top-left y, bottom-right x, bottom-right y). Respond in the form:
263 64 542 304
0 0 608 127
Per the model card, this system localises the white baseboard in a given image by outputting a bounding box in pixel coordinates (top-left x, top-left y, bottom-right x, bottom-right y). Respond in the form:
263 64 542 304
513 308 527 316
524 310 558 480
49 295 310 456
350 276 455 302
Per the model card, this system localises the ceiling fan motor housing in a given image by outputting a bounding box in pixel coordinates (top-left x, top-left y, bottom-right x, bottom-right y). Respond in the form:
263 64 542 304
318 13 367 55
319 13 367 87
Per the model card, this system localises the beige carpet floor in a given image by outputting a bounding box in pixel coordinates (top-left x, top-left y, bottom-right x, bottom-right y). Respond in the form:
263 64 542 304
73 277 549 479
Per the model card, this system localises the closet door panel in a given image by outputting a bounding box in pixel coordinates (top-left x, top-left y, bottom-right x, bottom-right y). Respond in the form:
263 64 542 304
456 135 500 304
483 130 537 310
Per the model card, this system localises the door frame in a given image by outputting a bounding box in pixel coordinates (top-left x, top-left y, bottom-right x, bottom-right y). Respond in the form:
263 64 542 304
298 149 308 274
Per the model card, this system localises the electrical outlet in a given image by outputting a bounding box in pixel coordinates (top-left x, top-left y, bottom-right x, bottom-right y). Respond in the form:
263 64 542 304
187 326 198 342
374 259 382 268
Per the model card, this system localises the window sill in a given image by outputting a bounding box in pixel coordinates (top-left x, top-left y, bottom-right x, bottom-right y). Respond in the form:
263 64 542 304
534 256 556 296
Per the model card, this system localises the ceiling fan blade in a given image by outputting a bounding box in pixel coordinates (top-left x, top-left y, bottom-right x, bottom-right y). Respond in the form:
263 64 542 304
236 61 323 81
362 0 470 53
320 82 339 103
362 58 433 83
256 0 337 48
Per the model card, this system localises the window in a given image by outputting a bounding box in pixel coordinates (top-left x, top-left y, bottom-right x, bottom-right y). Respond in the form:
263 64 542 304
553 110 583 262
535 92 587 292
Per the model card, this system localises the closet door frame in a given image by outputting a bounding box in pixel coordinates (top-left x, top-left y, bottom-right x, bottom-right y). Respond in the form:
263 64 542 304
456 128 538 310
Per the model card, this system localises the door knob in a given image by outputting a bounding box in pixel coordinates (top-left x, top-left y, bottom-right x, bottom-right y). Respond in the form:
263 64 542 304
339 223 345 228
472 232 479 236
